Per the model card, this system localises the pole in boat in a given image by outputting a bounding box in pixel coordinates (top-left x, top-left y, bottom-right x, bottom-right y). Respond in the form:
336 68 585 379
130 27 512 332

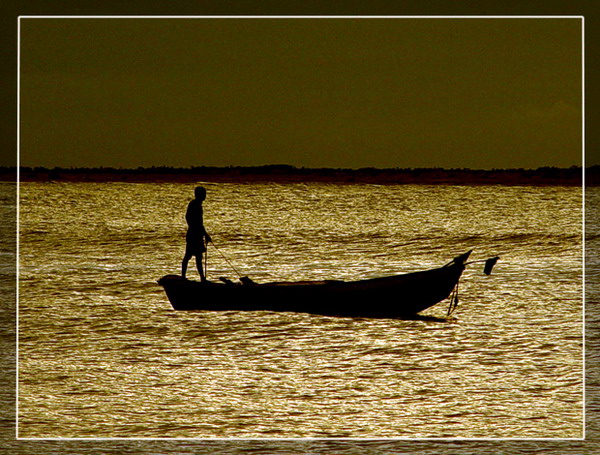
207 237 243 278
204 237 209 279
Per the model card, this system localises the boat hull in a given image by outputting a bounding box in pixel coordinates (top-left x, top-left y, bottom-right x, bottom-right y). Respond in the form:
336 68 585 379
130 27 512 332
158 252 471 318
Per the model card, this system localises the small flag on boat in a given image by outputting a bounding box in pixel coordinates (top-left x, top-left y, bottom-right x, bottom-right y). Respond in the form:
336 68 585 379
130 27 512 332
484 257 499 275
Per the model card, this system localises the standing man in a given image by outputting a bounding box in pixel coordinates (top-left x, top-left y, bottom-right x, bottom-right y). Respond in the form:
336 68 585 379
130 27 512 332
182 186 212 281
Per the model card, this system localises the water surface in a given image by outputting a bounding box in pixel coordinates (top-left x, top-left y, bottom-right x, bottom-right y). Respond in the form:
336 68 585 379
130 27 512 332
16 182 583 438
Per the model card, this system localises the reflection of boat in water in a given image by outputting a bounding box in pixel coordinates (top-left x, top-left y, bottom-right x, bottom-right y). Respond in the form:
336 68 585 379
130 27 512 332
158 250 498 318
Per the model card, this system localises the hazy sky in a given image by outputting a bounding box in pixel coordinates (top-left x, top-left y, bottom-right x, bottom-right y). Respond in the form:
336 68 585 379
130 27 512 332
19 17 582 169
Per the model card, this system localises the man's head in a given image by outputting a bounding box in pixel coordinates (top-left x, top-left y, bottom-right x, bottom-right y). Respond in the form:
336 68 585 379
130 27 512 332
194 186 207 201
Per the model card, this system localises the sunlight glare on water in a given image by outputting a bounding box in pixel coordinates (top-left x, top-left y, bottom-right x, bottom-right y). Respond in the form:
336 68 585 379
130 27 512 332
17 182 583 438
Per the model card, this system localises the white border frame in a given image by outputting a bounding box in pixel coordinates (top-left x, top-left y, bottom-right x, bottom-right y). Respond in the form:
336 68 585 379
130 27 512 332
16 14 586 441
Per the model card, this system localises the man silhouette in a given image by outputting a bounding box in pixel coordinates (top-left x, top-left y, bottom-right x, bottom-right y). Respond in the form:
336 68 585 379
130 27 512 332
182 186 212 281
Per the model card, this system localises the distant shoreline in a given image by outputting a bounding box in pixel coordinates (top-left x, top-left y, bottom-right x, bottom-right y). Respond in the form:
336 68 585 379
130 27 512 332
2 165 595 186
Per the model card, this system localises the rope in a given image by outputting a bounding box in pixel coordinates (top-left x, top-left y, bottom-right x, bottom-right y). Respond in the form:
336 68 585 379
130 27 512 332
447 281 460 317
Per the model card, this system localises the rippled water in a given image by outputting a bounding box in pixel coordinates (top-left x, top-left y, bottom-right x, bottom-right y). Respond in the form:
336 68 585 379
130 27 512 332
14 182 583 439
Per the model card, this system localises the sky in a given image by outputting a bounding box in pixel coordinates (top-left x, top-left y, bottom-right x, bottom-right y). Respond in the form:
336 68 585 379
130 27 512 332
19 17 582 169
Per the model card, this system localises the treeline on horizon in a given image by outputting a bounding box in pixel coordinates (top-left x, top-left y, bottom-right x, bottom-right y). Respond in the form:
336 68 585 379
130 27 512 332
2 164 596 185
4 164 592 174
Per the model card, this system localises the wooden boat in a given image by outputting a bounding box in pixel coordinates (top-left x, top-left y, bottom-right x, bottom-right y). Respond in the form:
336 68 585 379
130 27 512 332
158 251 493 318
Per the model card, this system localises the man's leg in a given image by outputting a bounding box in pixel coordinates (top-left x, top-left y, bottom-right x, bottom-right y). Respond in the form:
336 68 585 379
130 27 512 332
182 252 192 278
196 254 206 282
